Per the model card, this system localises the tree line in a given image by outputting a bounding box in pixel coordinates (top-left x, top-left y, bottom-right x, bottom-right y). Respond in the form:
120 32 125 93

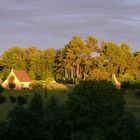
0 36 140 87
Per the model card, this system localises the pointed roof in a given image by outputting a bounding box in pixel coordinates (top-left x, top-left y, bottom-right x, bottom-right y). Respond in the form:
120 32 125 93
12 69 32 82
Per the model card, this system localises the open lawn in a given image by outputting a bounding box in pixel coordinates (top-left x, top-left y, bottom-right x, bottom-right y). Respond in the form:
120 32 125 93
0 83 74 121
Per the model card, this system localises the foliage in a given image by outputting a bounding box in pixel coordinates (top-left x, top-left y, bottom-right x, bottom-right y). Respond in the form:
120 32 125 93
0 36 139 86
0 96 6 104
9 95 16 103
8 74 15 89
30 81 44 89
87 69 110 80
44 97 70 140
17 96 27 105
28 93 44 119
0 36 140 139
114 112 138 140
0 85 4 97
8 83 16 90
54 36 98 82
45 77 56 84
2 106 44 140
0 93 46 140
135 90 140 97
0 81 139 139
0 47 27 80
66 80 138 139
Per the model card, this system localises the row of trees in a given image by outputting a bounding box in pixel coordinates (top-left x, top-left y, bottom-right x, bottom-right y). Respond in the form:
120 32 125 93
0 36 140 85
0 81 139 140
0 47 56 80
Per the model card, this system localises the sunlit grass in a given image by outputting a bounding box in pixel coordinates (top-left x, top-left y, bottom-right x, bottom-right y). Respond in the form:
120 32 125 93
1 83 140 122
0 100 15 121
0 82 74 121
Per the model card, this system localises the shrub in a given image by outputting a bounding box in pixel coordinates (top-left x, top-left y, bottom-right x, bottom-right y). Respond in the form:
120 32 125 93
8 83 15 90
24 94 30 98
121 80 140 89
28 93 44 117
0 96 6 104
45 77 56 84
8 75 16 89
67 80 126 139
135 90 140 97
0 85 4 94
9 96 16 103
30 81 44 89
17 96 27 105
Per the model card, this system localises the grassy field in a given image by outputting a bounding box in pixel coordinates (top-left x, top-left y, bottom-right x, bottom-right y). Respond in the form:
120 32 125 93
0 83 140 122
0 83 74 121
124 89 140 121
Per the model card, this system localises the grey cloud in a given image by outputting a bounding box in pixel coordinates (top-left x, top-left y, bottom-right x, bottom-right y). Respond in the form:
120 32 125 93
0 0 140 54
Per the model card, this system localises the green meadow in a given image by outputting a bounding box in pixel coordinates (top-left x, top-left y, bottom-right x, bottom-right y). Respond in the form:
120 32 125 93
124 89 140 121
0 83 140 122
0 83 74 121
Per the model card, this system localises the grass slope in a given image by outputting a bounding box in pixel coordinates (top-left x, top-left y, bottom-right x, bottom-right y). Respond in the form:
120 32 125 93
0 83 140 122
124 90 140 121
0 83 74 121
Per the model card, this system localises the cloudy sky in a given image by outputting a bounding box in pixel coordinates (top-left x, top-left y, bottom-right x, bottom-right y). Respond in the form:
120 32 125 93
0 0 140 53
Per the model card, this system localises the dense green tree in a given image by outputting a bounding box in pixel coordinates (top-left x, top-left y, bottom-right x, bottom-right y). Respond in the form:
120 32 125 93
0 81 139 140
66 80 138 139
0 93 46 140
55 36 99 82
134 51 140 67
25 47 42 80
0 36 139 85
114 112 138 140
99 42 138 80
44 97 70 140
41 48 56 79
28 93 44 118
0 106 33 140
0 46 56 80
0 47 26 79
87 69 110 80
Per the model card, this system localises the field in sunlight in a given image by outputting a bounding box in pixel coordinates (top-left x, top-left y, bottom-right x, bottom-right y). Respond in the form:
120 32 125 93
0 82 74 121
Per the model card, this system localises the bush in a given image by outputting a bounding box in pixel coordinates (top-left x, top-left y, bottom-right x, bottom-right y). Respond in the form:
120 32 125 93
30 81 44 89
28 93 44 117
8 74 16 89
135 90 140 97
67 80 126 139
64 79 73 84
45 77 56 84
0 96 6 104
9 96 16 103
17 96 27 105
121 80 140 89
24 94 30 98
0 85 4 94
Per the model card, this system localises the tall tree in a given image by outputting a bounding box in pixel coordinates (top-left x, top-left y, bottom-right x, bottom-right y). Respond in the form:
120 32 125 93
25 47 42 80
55 36 99 82
41 48 56 79
99 42 137 77
1 47 26 79
67 80 137 140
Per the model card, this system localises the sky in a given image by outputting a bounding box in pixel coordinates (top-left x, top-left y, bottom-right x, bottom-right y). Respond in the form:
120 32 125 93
0 0 140 54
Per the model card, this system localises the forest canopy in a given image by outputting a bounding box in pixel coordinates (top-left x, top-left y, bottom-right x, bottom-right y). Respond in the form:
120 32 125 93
0 36 140 87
